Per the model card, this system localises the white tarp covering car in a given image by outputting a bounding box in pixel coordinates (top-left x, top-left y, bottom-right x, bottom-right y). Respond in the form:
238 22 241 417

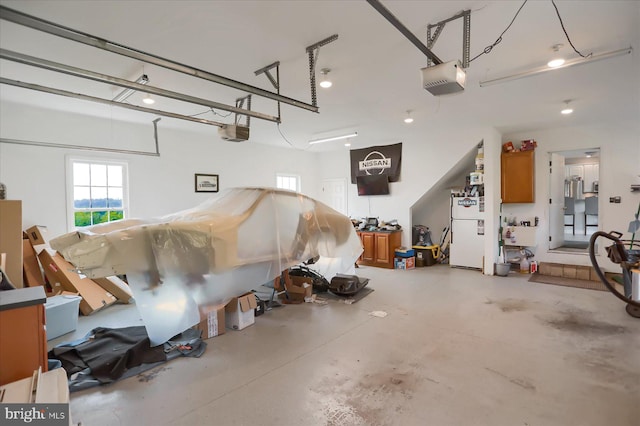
51 187 363 344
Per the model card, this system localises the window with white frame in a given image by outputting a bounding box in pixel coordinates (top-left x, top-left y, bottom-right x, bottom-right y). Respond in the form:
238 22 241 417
276 174 300 192
67 158 129 229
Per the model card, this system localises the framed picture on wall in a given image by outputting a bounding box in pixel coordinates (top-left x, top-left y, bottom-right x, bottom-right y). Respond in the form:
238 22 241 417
195 174 219 193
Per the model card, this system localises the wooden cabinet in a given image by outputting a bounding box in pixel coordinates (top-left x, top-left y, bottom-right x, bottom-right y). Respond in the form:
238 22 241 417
501 150 535 203
0 286 48 385
357 230 401 269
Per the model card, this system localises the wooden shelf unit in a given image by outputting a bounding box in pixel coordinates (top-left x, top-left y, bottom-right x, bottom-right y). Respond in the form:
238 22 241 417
357 230 402 269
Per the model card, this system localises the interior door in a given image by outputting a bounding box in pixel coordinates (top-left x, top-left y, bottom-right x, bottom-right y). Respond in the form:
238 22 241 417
320 178 348 215
549 152 566 250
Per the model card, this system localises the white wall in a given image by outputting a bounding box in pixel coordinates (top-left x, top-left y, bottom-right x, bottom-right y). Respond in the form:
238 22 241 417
316 126 502 265
503 120 640 270
0 102 321 239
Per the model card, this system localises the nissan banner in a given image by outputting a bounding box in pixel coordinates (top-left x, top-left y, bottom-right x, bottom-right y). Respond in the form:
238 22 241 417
350 143 402 183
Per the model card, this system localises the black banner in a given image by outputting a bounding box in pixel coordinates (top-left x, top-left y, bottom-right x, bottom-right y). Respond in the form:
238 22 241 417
350 143 402 183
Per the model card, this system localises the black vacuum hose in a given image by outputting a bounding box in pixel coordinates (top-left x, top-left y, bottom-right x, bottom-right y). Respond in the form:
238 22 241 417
589 231 640 308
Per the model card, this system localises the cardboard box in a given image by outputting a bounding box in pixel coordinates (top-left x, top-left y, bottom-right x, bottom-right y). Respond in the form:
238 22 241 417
38 249 117 315
394 256 415 270
502 141 514 152
274 272 312 303
22 238 45 287
25 225 49 247
193 303 226 339
285 275 313 302
0 368 69 404
225 292 257 331
0 200 23 287
45 294 82 340
93 276 134 304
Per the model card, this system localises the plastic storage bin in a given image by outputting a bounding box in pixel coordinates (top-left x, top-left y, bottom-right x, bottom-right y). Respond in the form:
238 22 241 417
45 294 82 340
412 245 440 267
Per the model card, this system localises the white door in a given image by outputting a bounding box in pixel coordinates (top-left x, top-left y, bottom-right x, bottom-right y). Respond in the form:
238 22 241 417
321 178 348 215
450 219 484 269
549 152 566 250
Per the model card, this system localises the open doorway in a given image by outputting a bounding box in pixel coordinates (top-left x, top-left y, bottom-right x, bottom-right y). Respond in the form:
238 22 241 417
549 148 600 252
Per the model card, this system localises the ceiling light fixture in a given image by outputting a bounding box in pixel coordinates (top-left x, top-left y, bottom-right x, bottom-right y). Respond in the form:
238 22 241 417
480 47 632 87
319 68 332 88
403 110 414 124
547 44 565 68
309 132 358 145
344 143 351 147
585 151 596 158
112 74 149 102
561 100 573 115
142 94 155 105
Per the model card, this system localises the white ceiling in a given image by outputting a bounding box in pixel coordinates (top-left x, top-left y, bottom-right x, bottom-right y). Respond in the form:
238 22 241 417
1 0 638 152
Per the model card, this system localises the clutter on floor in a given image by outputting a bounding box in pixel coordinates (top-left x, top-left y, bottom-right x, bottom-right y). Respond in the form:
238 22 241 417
3 191 368 393
48 326 205 392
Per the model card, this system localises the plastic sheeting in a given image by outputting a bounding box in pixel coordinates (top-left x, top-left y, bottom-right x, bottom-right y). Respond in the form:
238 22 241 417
50 187 363 345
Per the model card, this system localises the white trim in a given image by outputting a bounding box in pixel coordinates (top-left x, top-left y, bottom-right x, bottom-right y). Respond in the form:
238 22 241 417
65 155 130 231
276 173 301 192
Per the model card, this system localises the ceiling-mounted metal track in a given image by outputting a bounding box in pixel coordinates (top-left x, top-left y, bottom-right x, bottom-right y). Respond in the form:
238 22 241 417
0 48 281 124
0 5 319 113
0 77 226 127
426 10 471 69
254 61 281 120
306 34 339 108
366 0 443 65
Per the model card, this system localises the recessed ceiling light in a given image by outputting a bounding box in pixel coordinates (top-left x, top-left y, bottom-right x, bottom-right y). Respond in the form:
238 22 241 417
561 100 573 115
547 44 565 68
142 94 155 105
344 142 351 147
403 110 414 123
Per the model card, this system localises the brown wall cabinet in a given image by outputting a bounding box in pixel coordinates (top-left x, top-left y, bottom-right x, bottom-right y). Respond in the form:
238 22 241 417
357 230 401 269
501 150 535 203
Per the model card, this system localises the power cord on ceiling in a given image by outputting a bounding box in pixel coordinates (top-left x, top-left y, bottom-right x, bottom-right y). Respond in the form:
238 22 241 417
469 0 528 63
276 123 294 147
188 108 232 118
551 0 592 58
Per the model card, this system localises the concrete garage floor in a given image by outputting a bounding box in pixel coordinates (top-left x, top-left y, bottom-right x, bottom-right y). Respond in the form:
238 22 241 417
51 265 639 426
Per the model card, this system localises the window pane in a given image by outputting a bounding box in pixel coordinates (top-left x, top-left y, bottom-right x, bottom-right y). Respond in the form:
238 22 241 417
108 187 123 207
91 187 107 207
74 211 91 227
91 164 107 186
110 210 124 221
108 165 123 187
277 176 283 188
73 163 90 186
74 186 91 208
92 211 109 224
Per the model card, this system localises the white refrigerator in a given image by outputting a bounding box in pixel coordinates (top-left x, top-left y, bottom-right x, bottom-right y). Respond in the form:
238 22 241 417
450 195 485 269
